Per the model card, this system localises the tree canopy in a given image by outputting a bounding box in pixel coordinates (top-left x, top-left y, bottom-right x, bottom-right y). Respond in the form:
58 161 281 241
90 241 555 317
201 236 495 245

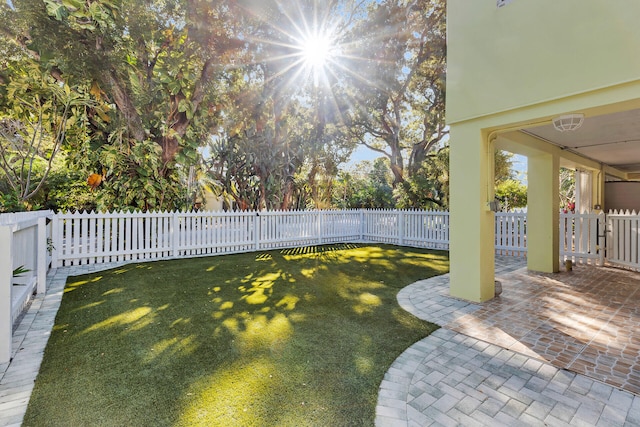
0 0 524 213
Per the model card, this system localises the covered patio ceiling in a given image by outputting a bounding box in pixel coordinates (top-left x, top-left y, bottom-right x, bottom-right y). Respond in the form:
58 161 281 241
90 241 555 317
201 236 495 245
521 108 640 179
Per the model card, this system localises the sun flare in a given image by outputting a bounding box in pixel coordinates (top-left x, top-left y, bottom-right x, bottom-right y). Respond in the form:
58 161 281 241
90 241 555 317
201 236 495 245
300 34 334 68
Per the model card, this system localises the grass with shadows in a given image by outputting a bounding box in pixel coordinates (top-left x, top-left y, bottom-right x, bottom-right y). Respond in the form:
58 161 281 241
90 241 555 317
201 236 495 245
23 244 448 426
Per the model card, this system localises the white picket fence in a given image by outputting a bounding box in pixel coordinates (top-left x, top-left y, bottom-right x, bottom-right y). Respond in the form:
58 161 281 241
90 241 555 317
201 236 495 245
560 211 605 266
0 210 53 364
495 210 527 256
361 210 450 249
4 207 640 364
54 209 636 269
51 209 454 267
606 210 640 271
13 207 640 272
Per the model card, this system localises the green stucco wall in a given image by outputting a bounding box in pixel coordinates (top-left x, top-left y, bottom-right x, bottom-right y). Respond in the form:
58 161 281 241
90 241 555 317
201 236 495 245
447 0 640 123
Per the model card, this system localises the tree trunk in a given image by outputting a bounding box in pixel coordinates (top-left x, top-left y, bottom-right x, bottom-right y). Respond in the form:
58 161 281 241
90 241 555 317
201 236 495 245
101 70 146 142
388 134 404 187
280 176 295 210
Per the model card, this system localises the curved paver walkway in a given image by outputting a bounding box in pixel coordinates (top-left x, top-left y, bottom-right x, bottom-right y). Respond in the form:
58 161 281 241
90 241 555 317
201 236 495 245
376 258 640 426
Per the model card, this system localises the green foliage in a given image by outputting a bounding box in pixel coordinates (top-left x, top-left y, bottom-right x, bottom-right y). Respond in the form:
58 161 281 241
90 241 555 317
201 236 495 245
395 145 449 209
12 265 30 277
2 0 453 212
495 179 528 210
342 0 447 187
9 0 242 210
495 150 516 183
560 167 576 210
0 61 94 207
92 140 192 211
493 150 527 210
41 168 97 212
0 191 29 213
206 128 305 211
331 158 394 209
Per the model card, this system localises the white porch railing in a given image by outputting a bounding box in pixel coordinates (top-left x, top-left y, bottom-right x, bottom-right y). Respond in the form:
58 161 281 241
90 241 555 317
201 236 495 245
0 210 53 364
606 210 640 271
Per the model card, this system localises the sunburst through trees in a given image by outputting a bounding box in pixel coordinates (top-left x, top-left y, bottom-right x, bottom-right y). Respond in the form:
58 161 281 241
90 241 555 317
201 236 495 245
0 0 448 212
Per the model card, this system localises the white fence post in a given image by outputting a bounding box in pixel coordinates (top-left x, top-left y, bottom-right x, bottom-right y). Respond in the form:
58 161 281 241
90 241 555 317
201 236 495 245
398 210 405 246
318 211 323 245
254 212 260 251
171 211 179 258
37 217 47 294
51 214 60 267
598 212 606 266
0 225 13 364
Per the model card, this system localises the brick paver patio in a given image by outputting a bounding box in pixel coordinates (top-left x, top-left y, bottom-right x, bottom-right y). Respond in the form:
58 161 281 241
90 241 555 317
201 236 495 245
377 257 640 426
448 261 640 395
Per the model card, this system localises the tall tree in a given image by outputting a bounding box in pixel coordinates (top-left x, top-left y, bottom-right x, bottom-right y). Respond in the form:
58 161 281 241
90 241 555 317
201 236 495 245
341 0 447 187
206 0 359 210
5 0 247 209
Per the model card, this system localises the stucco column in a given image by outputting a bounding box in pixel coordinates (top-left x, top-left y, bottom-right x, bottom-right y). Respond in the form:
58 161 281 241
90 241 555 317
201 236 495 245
449 125 495 302
527 152 560 272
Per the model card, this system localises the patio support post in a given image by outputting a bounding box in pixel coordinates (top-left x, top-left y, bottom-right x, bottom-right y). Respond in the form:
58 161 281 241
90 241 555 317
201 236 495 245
527 152 560 272
0 226 13 365
594 166 605 211
449 125 495 302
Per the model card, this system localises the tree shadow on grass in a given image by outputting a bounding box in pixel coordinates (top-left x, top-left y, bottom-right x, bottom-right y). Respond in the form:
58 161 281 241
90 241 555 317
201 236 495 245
23 244 448 427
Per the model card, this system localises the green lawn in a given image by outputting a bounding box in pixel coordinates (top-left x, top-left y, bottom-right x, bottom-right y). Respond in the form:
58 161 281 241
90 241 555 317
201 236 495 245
23 244 448 426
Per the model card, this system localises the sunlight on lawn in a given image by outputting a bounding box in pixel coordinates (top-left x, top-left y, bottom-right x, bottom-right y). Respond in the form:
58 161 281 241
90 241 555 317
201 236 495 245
64 276 103 293
82 306 154 334
220 312 294 353
238 271 290 305
23 244 448 426
142 336 198 364
179 358 278 427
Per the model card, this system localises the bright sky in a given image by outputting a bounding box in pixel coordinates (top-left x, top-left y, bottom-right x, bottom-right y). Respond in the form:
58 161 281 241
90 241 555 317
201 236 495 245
512 154 527 184
346 144 383 166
